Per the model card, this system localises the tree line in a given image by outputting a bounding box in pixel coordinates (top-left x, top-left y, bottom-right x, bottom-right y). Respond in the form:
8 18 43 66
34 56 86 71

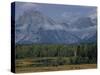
16 43 97 64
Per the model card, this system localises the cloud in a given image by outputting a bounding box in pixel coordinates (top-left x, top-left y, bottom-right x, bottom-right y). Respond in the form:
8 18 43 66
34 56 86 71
89 12 97 19
42 20 97 32
62 12 80 18
87 8 97 19
61 12 82 23
15 2 39 21
19 3 38 10
43 24 64 30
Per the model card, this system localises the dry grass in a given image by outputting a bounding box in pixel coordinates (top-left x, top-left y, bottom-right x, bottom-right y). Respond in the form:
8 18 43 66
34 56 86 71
16 64 97 73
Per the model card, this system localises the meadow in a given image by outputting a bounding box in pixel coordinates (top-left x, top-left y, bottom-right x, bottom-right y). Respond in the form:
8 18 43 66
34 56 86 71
15 43 97 73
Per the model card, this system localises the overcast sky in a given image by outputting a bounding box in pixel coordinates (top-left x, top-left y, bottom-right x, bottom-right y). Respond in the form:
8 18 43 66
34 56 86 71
15 2 97 21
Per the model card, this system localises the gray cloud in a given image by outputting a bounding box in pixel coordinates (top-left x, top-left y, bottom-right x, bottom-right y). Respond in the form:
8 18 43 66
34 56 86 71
15 2 39 21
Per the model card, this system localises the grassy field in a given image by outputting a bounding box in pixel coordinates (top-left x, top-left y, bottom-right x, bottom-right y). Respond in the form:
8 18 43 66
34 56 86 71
15 44 97 73
15 58 97 73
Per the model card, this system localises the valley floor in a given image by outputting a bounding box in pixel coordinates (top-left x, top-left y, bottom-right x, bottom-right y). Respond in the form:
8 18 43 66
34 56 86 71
16 64 97 73
15 58 97 73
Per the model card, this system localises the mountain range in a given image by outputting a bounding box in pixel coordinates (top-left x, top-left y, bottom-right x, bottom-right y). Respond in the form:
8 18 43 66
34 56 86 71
15 10 97 44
